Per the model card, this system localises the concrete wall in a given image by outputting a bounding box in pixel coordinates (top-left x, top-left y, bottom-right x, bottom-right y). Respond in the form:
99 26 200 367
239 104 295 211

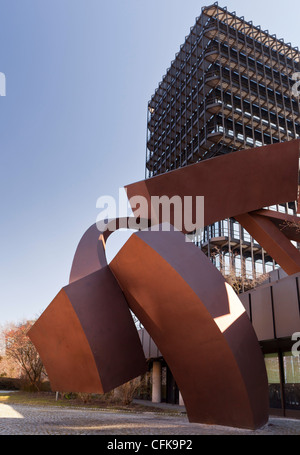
239 272 300 342
138 328 162 359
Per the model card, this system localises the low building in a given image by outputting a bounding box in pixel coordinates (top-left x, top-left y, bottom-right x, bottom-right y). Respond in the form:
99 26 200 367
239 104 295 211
137 268 300 419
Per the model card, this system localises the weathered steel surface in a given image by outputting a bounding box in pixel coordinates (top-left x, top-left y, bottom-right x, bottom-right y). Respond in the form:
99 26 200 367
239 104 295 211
109 228 269 430
126 140 300 232
235 212 300 276
28 267 147 393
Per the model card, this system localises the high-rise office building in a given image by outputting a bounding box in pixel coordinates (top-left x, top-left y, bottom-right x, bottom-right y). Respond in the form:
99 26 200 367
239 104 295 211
145 3 300 284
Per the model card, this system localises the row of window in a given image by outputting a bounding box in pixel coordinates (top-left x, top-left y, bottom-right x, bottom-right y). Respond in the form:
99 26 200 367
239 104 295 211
265 352 300 411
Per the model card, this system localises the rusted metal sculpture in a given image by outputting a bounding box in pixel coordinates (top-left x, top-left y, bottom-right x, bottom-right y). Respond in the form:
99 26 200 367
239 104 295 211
126 141 299 233
29 222 148 394
109 227 269 429
28 140 300 430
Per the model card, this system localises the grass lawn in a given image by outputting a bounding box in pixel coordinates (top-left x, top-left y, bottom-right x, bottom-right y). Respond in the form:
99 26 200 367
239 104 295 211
0 390 182 415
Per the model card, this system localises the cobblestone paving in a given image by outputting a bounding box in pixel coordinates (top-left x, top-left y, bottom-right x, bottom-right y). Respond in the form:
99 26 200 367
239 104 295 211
0 403 300 435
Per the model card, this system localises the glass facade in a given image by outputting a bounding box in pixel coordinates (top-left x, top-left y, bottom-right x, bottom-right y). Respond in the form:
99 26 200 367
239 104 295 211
265 352 300 415
265 353 282 410
145 3 299 289
283 352 300 411
146 4 300 178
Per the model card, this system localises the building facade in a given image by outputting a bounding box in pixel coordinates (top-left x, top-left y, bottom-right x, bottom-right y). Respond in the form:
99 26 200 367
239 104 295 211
142 3 300 418
146 3 300 281
146 3 300 175
138 268 300 418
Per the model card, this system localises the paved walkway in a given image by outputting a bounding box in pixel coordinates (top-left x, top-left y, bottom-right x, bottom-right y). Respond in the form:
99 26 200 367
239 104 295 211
0 402 300 435
133 399 185 412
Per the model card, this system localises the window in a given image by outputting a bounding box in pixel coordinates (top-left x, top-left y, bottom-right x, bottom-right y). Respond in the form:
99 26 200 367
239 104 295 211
265 354 282 409
243 229 251 242
232 222 240 240
245 257 253 279
255 260 264 276
283 352 300 411
235 255 242 277
224 253 231 275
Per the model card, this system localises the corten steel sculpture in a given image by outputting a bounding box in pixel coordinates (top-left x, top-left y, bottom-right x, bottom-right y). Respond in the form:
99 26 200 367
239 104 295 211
28 140 300 430
108 227 269 429
29 220 148 394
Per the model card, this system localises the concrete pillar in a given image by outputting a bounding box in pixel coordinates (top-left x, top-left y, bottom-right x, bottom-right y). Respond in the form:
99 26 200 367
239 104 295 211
152 361 162 403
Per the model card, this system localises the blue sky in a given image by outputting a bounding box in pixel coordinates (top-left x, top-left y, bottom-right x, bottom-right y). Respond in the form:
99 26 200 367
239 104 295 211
0 0 300 326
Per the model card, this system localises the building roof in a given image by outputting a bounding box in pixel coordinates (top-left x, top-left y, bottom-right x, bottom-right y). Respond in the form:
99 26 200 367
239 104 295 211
149 2 300 109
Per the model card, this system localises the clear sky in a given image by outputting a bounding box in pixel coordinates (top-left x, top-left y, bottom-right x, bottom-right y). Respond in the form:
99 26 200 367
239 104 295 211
0 0 300 326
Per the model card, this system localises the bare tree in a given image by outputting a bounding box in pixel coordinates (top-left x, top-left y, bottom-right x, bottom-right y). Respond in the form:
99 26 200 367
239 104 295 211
113 376 147 405
4 321 46 391
211 247 269 294
280 219 300 234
